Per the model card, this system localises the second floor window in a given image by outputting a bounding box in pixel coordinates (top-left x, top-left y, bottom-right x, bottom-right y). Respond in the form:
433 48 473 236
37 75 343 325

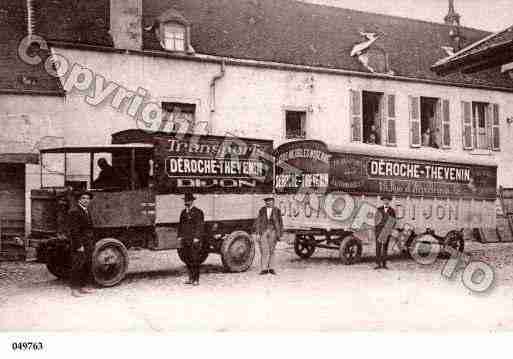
350 90 396 146
462 101 500 151
409 96 450 149
162 22 186 51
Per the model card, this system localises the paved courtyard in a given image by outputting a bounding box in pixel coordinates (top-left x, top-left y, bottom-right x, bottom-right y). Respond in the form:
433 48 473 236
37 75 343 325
2 240 513 331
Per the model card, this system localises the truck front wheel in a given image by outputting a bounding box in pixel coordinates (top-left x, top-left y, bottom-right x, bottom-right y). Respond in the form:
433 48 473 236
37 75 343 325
221 231 255 272
91 238 129 287
294 234 316 259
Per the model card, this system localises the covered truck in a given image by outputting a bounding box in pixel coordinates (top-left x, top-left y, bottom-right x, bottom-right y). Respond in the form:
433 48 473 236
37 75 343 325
31 130 274 286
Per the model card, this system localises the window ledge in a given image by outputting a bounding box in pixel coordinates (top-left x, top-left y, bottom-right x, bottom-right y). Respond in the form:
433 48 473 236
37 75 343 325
286 137 307 140
471 149 492 156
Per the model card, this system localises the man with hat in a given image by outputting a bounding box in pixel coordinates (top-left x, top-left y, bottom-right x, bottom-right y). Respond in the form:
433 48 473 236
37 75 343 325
177 192 205 285
67 190 96 297
374 194 396 270
253 196 283 275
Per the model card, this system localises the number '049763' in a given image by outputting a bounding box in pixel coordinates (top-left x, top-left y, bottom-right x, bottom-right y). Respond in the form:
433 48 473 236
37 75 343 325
11 342 44 351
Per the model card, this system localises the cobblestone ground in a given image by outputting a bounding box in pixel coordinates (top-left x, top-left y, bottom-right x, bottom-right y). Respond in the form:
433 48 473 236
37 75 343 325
1 240 513 331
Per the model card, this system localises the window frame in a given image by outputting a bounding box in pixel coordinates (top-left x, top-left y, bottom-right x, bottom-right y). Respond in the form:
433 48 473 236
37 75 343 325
161 97 202 134
461 100 500 153
283 107 309 140
349 89 395 147
409 96 451 150
158 21 189 52
163 22 186 51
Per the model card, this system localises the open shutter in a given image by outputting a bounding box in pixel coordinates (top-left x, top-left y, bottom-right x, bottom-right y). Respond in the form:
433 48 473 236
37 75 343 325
350 90 362 142
485 103 493 150
442 99 451 148
435 99 442 147
385 94 397 146
461 101 473 150
409 96 421 147
492 104 500 151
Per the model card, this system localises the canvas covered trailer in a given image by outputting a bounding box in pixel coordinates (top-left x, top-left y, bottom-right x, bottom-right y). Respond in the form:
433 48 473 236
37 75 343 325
274 140 498 263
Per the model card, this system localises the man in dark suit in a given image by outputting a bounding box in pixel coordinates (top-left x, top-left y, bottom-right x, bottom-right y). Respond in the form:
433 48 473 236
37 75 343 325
178 193 205 286
67 190 96 297
254 197 283 275
374 195 397 270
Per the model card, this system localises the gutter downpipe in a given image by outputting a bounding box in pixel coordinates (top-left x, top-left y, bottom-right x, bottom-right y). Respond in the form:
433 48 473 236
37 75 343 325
26 0 34 36
209 60 226 134
210 60 226 112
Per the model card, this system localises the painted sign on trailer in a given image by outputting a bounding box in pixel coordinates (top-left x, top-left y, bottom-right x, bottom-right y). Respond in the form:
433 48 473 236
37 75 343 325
330 153 497 200
274 140 497 235
153 134 274 194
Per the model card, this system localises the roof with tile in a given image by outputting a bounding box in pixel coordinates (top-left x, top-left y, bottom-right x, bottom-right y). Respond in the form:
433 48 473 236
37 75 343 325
11 0 513 91
0 0 63 95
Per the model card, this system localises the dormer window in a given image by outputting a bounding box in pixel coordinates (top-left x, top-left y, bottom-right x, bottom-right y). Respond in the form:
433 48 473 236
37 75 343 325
150 8 194 53
161 22 186 51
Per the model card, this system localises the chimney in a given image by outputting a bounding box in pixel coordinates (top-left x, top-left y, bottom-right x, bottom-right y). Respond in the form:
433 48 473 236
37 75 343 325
109 0 142 50
444 0 460 27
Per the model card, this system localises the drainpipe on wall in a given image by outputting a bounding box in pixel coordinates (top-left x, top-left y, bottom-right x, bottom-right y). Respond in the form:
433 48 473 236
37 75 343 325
210 60 226 113
209 61 226 135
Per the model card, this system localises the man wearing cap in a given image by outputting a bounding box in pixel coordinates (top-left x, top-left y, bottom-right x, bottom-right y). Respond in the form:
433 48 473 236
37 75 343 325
67 191 96 297
254 197 283 275
374 195 396 270
177 193 205 285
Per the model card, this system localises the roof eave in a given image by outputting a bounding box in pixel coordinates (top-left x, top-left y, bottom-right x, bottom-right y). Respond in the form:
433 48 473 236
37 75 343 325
0 88 65 97
432 41 513 75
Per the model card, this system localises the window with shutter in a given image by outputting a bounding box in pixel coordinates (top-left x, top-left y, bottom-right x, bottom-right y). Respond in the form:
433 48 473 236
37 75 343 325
350 90 362 142
409 96 421 147
386 94 396 146
492 104 500 151
442 99 451 148
461 101 473 150
472 102 488 150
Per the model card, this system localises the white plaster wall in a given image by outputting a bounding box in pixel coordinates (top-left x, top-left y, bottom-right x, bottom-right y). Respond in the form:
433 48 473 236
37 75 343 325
0 94 66 233
52 48 513 188
3 47 513 233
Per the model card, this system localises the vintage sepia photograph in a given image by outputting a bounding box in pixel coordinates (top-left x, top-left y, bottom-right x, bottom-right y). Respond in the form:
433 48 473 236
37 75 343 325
1 0 513 349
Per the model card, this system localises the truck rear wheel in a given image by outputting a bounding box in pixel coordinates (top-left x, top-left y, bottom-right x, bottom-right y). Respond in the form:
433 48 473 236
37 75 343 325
294 234 316 259
91 238 129 287
221 231 255 272
339 235 362 265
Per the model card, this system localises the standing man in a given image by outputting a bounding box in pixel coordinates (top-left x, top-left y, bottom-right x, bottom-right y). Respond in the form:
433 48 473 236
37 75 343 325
374 195 396 270
178 193 205 286
254 197 283 275
67 190 95 297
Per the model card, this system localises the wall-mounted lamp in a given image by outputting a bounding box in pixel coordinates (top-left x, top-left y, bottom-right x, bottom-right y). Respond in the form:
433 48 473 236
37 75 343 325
507 117 513 125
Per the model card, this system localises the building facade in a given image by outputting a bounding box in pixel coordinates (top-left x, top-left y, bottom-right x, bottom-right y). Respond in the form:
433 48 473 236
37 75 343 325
2 0 513 233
